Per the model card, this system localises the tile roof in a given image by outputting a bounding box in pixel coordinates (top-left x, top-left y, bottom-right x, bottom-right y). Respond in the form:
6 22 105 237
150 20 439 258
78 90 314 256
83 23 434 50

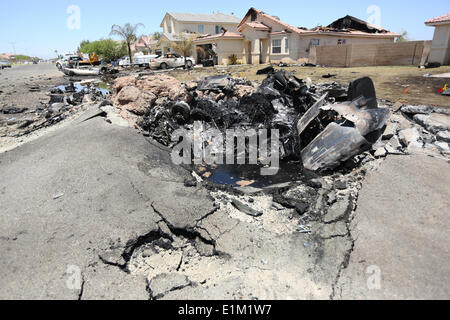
425 13 450 25
167 12 241 24
303 27 399 37
241 21 271 31
239 8 306 35
239 8 398 38
195 31 244 41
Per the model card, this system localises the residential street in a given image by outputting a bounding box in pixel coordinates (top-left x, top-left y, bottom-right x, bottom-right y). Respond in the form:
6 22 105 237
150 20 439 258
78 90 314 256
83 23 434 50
337 154 450 299
0 102 448 299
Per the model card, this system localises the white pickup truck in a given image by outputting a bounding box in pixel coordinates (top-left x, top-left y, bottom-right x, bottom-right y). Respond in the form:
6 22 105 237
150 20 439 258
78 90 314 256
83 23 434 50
119 55 158 68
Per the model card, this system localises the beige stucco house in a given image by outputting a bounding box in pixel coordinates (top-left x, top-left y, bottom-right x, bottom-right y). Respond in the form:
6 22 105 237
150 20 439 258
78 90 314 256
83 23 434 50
157 12 241 55
131 35 158 55
425 13 450 65
194 7 399 65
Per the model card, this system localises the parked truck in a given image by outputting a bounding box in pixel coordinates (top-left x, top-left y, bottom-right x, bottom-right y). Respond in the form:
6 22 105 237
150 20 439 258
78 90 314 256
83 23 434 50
119 55 158 68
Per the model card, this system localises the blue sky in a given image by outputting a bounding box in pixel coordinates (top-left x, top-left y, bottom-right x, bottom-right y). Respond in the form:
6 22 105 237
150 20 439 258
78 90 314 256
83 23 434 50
0 0 448 59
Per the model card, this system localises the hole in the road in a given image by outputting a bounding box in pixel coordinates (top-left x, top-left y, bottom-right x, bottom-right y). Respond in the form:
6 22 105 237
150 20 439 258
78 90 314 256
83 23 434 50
53 82 111 96
197 162 312 188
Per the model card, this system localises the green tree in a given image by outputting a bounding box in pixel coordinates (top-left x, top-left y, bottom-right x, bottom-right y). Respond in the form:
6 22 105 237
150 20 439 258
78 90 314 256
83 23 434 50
109 23 145 65
152 32 162 41
396 30 409 43
79 39 127 61
78 40 91 52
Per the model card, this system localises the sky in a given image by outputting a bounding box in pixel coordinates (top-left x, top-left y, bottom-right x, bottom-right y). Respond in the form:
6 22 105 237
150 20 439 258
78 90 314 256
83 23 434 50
0 0 448 59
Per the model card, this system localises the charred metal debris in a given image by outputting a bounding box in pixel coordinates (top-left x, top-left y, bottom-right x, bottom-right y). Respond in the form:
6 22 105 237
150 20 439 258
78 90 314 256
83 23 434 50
134 68 390 172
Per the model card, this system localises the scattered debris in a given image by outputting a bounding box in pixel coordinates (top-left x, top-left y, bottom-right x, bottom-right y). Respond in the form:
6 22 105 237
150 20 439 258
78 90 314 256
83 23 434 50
53 193 64 200
232 199 263 217
2 107 28 114
256 66 275 75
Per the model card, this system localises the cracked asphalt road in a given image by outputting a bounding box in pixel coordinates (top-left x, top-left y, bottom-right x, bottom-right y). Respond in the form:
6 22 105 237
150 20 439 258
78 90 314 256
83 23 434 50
0 107 448 299
0 112 216 299
0 72 448 299
335 154 450 300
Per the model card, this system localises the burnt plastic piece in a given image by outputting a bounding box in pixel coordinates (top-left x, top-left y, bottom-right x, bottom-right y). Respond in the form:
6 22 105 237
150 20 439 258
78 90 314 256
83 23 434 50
347 77 377 109
197 75 233 92
257 66 275 75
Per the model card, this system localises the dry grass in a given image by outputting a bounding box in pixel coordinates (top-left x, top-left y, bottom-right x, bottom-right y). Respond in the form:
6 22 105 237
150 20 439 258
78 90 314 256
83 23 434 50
166 64 450 108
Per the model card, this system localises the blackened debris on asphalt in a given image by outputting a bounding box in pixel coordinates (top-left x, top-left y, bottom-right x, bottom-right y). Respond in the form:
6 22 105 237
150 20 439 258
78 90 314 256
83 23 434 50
134 68 389 172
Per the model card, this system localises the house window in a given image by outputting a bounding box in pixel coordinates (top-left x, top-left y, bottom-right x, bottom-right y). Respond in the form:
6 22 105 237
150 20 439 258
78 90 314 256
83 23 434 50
272 39 282 54
198 24 204 33
285 38 289 53
215 25 222 34
168 26 172 34
337 39 346 45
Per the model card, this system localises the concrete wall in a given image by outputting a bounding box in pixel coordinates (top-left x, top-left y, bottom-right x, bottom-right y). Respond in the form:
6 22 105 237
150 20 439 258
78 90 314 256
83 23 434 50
310 41 431 67
298 35 394 59
429 24 450 65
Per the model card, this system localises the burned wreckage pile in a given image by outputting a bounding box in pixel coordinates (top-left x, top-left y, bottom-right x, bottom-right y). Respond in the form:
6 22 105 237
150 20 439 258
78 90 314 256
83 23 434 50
113 70 391 172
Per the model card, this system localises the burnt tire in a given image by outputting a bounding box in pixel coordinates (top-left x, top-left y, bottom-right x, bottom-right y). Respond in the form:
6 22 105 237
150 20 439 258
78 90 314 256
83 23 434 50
160 63 168 70
186 60 193 69
171 102 191 124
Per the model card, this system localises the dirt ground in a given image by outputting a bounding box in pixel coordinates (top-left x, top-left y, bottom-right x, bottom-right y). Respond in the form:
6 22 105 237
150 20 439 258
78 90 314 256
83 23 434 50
166 64 450 108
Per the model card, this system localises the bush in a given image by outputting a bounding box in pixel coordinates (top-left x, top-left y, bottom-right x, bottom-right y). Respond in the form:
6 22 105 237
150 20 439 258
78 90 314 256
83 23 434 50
228 54 239 65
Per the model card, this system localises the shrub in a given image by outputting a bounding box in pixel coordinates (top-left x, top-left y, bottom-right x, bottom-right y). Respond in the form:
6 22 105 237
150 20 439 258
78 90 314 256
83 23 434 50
228 54 239 65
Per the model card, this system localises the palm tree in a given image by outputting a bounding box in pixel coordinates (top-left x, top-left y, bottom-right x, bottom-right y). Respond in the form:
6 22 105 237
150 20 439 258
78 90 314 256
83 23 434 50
109 23 145 66
171 34 200 69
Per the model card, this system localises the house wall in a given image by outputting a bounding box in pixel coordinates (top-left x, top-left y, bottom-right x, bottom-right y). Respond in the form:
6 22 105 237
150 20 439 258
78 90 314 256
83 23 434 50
162 16 238 35
297 34 395 59
239 13 395 64
268 33 300 63
429 24 450 65
310 40 430 67
174 22 238 35
193 11 398 65
215 40 245 65
239 13 302 64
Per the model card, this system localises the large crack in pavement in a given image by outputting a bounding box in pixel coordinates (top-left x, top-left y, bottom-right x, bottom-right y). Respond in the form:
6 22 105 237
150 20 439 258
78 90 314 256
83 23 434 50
96 156 375 300
329 194 359 300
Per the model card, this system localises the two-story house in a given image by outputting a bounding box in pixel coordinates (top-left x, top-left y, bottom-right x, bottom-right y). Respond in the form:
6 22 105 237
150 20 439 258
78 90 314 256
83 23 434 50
156 12 241 55
194 7 399 65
